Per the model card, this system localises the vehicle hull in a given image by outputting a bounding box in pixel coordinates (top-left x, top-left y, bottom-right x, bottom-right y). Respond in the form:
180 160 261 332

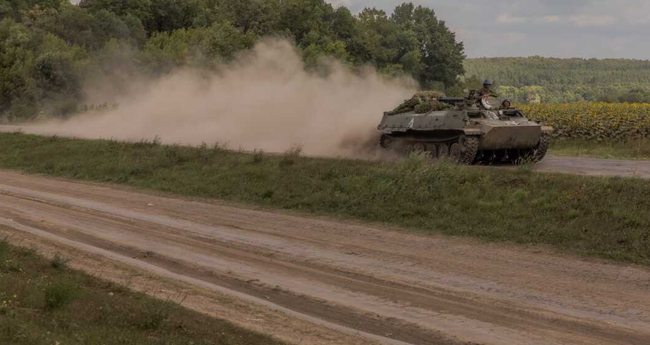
377 105 553 164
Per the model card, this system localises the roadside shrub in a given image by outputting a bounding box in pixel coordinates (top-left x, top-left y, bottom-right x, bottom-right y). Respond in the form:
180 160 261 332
2 260 22 273
252 149 264 164
0 239 8 259
44 282 76 311
50 253 69 270
138 298 176 330
280 145 302 167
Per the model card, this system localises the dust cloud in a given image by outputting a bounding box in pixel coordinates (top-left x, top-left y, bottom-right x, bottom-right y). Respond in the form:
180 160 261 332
37 40 416 157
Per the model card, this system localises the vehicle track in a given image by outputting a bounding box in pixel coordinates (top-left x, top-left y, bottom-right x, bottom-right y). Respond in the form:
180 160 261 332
0 170 649 345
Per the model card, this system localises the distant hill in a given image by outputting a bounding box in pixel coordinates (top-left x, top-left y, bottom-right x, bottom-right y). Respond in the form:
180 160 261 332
464 57 650 103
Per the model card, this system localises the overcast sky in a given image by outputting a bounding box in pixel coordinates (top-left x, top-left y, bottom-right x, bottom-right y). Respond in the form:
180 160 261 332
328 0 649 59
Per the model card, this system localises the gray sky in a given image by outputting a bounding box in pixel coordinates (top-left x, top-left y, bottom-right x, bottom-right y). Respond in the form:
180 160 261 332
328 0 649 59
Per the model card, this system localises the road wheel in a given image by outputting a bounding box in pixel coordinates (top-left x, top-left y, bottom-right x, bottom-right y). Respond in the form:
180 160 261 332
412 143 427 153
438 144 449 159
449 143 461 162
379 134 392 149
426 143 438 160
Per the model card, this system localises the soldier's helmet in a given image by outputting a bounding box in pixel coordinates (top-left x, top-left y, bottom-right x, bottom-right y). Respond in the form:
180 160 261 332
483 79 493 86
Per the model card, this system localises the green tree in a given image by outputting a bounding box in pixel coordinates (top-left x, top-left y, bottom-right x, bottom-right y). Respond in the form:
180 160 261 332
301 31 349 68
148 0 201 33
194 0 280 36
330 6 355 41
349 8 398 67
0 18 88 120
278 0 335 45
26 4 146 50
122 14 147 47
0 0 65 21
0 19 39 119
143 22 256 72
79 0 152 29
404 5 465 87
25 4 101 49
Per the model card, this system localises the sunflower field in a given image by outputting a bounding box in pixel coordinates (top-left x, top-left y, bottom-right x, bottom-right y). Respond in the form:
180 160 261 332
519 103 650 142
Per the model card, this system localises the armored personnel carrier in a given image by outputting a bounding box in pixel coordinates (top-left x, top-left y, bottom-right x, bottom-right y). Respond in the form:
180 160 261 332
377 91 553 164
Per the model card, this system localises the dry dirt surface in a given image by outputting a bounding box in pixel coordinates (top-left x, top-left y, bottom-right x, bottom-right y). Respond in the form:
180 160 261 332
0 170 649 345
535 156 650 179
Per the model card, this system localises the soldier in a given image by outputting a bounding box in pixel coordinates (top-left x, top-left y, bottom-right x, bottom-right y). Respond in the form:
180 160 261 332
477 79 497 98
501 99 513 109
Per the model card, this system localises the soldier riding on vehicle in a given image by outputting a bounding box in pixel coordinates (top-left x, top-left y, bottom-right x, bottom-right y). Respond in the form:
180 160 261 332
477 79 497 98
500 99 513 109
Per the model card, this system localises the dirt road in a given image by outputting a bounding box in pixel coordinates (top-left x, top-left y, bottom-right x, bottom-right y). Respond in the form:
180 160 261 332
0 170 649 345
536 156 650 179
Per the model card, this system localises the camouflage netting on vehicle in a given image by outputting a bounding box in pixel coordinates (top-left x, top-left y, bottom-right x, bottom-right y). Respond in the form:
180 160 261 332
387 91 451 115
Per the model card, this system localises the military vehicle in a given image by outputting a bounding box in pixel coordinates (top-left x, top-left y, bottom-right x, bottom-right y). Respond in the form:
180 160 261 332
377 91 553 164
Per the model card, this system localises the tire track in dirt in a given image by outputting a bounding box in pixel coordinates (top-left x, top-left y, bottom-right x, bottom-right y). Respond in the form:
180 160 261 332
0 192 643 345
0 170 649 345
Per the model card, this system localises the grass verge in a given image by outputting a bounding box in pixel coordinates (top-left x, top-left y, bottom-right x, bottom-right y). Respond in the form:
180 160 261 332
549 138 650 160
0 132 648 265
0 238 287 345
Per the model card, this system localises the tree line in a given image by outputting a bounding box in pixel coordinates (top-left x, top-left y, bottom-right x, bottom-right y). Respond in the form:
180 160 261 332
0 0 465 121
465 57 650 104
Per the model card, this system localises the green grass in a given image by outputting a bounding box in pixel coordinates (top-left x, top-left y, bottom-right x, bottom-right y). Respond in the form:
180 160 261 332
0 132 649 265
0 238 287 345
549 138 650 160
